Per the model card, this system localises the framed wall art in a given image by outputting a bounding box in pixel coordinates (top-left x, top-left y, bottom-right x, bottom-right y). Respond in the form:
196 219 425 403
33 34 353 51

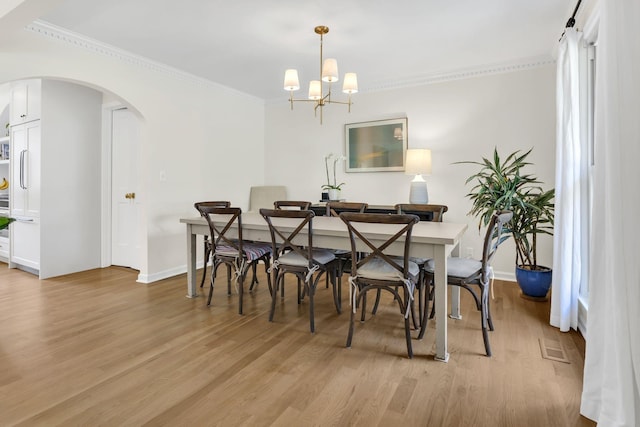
345 117 407 172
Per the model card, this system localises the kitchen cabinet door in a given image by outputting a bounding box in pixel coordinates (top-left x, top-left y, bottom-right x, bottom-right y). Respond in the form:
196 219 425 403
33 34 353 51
10 121 41 218
10 80 41 125
10 219 40 270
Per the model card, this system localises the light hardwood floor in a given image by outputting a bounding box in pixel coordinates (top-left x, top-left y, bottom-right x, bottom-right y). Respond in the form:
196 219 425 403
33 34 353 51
0 265 595 426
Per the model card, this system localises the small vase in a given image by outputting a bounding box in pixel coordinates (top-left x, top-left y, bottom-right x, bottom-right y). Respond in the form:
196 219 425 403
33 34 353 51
328 188 341 201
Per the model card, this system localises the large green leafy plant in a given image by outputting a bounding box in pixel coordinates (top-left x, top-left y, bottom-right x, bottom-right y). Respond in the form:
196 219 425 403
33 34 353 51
460 148 555 270
0 217 15 230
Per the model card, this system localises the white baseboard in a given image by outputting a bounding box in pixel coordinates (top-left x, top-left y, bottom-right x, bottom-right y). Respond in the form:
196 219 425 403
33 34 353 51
493 270 516 282
578 296 588 336
136 260 208 284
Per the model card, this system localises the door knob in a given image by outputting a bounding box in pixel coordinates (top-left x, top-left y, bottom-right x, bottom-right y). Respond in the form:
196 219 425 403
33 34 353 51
125 192 136 199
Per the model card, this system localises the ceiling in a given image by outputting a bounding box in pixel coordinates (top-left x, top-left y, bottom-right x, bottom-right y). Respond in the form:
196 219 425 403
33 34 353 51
39 0 574 101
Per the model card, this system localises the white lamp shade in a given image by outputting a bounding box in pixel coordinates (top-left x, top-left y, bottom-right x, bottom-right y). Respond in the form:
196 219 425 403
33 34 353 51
308 80 322 100
393 127 403 140
405 149 432 175
342 72 358 94
284 69 300 91
322 58 339 83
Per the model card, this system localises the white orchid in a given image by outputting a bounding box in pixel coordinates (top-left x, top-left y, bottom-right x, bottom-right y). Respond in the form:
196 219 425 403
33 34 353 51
322 153 346 190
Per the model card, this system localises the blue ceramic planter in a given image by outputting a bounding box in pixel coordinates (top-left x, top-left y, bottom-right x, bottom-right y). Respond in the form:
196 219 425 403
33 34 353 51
515 266 552 298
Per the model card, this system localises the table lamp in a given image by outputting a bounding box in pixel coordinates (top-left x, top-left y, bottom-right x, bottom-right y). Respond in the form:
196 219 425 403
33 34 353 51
405 149 432 204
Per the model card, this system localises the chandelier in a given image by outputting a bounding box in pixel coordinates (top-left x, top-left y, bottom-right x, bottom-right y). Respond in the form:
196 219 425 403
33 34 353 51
283 25 358 124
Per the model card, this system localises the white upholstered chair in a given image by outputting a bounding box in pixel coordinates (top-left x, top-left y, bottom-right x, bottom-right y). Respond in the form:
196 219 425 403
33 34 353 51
248 186 287 212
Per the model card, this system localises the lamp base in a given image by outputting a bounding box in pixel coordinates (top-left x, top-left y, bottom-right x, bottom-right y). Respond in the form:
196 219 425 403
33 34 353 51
409 181 429 204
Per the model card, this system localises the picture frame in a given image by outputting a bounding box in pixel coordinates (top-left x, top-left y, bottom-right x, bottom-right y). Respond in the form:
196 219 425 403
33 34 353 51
345 117 407 172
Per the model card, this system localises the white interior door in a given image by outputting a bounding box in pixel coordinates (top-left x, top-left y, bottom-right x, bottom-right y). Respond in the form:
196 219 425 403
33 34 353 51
111 108 140 269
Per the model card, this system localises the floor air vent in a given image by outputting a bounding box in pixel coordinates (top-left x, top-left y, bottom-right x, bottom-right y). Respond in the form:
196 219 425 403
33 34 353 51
539 337 570 364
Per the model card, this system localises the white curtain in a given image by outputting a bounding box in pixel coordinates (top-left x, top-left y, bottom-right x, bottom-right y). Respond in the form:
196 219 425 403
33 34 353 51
581 0 640 425
551 27 584 332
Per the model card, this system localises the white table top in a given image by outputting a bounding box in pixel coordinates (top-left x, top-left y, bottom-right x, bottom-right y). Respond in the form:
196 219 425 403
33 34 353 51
181 212 467 246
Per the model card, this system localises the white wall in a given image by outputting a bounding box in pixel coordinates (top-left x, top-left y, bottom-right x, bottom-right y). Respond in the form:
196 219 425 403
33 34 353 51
40 80 103 278
265 65 557 278
0 25 266 281
0 84 9 130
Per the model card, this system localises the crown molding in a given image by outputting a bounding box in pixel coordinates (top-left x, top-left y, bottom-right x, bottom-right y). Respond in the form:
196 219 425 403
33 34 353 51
25 20 263 103
266 56 555 105
363 56 556 94
28 20 554 105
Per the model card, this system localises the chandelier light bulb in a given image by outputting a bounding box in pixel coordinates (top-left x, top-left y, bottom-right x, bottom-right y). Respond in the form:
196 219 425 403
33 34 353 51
322 58 339 83
308 80 322 100
284 69 300 91
342 72 358 94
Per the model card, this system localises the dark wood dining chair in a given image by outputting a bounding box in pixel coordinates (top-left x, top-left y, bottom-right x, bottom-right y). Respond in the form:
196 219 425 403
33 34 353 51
325 201 368 289
423 210 512 355
395 203 448 222
273 201 312 298
199 206 273 314
323 201 370 309
274 200 312 210
194 201 231 288
325 201 368 217
339 212 421 358
259 208 340 333
392 203 449 330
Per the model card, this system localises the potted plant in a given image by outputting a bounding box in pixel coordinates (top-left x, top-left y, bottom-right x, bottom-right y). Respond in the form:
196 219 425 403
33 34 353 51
460 148 555 299
0 216 15 230
322 153 345 201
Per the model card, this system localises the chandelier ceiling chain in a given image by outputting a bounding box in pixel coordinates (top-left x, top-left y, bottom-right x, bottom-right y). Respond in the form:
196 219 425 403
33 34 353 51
283 25 358 124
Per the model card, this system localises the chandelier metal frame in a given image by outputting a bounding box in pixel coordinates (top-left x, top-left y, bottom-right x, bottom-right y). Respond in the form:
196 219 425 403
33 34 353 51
283 26 358 124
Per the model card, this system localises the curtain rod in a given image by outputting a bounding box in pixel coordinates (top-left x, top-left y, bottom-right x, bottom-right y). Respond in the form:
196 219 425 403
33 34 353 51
559 0 582 40
565 0 583 28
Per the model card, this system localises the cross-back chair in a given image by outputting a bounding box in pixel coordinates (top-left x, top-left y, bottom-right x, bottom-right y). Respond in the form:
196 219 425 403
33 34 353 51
423 210 512 355
194 201 231 288
339 212 421 358
259 208 340 333
274 200 312 210
388 203 449 330
325 201 368 285
326 201 368 217
199 206 273 314
395 204 449 222
274 201 312 298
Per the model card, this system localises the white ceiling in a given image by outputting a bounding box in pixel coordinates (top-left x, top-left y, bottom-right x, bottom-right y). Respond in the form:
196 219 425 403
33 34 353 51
40 0 574 101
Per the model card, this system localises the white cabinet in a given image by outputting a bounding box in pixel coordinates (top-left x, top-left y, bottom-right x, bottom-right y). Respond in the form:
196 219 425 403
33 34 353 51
10 220 39 270
10 80 41 125
10 121 40 218
0 133 9 262
10 120 41 270
0 235 8 261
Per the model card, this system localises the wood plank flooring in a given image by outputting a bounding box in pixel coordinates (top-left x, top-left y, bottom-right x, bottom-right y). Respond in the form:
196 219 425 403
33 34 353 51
0 265 595 426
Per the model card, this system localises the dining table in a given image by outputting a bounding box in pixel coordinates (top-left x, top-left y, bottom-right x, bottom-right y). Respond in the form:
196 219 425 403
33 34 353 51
180 212 467 362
